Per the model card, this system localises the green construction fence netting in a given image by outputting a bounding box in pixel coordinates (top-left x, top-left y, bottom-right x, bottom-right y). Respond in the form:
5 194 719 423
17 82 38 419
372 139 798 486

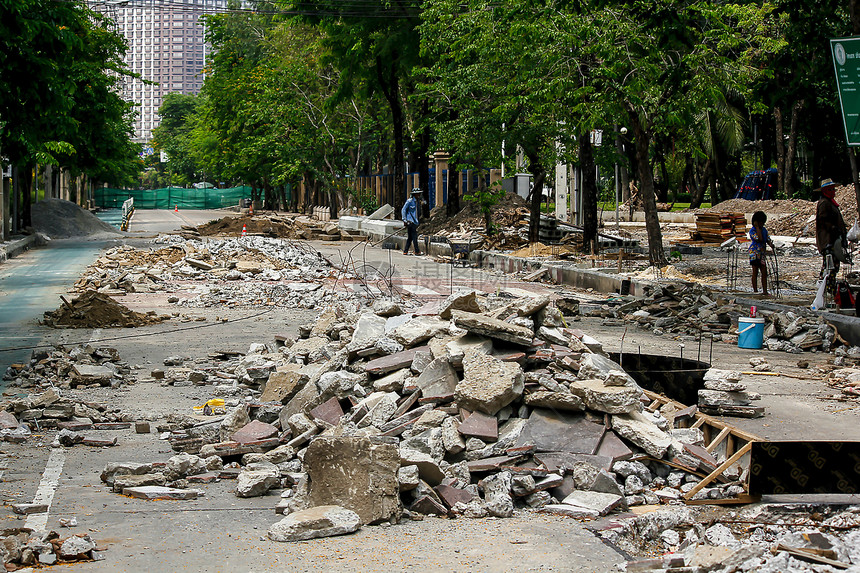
95 186 254 210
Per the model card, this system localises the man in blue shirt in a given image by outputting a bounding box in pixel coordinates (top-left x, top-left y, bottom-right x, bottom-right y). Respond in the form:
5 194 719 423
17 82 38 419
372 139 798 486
401 188 422 255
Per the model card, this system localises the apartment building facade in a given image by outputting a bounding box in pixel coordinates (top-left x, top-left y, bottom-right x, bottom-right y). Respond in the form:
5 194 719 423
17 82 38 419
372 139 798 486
103 0 230 144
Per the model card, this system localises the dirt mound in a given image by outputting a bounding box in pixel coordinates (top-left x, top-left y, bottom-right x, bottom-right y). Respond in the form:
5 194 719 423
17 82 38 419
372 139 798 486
690 185 860 237
197 214 306 238
418 192 529 235
43 291 166 328
31 199 121 239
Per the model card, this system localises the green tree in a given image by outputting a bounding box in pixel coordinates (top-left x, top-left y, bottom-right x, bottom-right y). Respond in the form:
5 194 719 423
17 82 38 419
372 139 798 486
152 93 204 185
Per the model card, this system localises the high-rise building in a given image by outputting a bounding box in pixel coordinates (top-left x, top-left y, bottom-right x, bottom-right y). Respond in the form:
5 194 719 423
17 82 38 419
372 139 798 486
97 0 231 144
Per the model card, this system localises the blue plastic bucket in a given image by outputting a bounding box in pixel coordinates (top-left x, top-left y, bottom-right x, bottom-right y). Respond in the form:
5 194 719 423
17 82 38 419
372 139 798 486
737 317 765 349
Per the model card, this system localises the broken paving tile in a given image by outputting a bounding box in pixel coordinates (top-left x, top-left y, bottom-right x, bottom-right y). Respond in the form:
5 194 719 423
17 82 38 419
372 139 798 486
457 411 498 441
309 396 344 426
466 455 525 473
362 347 427 376
434 484 473 508
595 430 634 462
411 495 449 515
231 420 279 444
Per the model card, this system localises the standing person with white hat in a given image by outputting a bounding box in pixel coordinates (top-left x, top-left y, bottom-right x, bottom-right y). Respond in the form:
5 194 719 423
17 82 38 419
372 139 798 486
815 178 850 303
401 188 423 256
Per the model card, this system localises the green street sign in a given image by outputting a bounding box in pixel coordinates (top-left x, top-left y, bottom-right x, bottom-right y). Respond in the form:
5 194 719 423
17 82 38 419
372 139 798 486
832 37 860 146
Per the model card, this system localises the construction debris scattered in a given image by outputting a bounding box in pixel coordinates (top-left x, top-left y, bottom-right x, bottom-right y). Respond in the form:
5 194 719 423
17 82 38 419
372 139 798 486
586 283 838 353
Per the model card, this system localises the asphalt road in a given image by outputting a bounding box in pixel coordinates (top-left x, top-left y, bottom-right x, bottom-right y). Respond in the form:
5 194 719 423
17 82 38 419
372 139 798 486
0 239 108 372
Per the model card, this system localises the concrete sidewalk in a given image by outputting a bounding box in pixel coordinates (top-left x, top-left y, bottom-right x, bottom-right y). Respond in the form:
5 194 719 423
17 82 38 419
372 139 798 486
0 234 39 264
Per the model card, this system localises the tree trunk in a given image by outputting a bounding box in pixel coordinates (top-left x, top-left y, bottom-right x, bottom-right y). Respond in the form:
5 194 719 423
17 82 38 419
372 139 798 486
447 167 460 217
376 56 405 215
418 99 432 219
20 165 33 229
525 150 546 244
580 133 599 254
681 154 696 208
849 149 860 219
616 131 631 220
774 105 785 196
784 99 804 199
627 109 667 266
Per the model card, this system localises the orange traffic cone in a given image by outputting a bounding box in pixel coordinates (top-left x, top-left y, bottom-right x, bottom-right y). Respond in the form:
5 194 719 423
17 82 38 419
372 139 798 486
249 203 254 215
241 224 247 237
174 204 178 212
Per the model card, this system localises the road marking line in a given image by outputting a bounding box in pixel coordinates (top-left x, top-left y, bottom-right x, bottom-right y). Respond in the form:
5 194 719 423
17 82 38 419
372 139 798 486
25 450 65 531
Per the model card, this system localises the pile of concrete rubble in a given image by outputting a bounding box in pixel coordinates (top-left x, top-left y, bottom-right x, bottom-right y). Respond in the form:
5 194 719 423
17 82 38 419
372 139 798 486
610 502 860 572
593 283 838 353
3 344 133 390
0 529 102 568
1 385 134 447
117 292 747 531
70 236 345 309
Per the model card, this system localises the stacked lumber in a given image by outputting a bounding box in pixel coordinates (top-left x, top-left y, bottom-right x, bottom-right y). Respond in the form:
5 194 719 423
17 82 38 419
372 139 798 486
693 212 746 242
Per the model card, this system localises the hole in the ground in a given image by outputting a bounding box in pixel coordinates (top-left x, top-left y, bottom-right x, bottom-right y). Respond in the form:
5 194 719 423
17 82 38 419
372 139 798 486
608 352 710 406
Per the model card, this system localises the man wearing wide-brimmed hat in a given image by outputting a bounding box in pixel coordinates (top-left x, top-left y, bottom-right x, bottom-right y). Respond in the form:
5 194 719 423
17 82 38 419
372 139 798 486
815 178 848 276
401 187 423 256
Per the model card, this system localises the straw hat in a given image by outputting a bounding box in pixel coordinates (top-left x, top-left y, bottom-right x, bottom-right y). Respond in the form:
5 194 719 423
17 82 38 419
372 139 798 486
816 178 838 191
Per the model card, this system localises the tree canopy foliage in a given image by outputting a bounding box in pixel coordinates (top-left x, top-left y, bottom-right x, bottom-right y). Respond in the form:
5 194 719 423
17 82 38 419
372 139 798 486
0 0 140 188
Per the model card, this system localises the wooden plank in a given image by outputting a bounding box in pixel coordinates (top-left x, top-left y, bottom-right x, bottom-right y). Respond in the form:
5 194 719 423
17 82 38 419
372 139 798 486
683 442 753 501
642 389 761 443
775 544 850 569
685 493 760 506
691 417 706 429
706 427 731 453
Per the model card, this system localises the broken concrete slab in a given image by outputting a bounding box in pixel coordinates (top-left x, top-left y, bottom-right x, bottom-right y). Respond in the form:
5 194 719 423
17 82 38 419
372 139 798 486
123 486 202 500
455 351 524 415
561 490 624 516
236 462 280 497
267 505 361 542
523 390 585 411
438 290 482 319
611 411 674 458
451 310 534 346
113 473 167 492
400 450 445 486
568 378 643 414
260 366 307 404
698 389 753 407
220 404 250 442
414 358 459 400
517 409 604 454
539 503 599 519
305 437 400 525
391 315 450 347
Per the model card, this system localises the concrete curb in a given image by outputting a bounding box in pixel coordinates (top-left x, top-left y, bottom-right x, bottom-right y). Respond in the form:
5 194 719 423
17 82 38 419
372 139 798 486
0 235 39 264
